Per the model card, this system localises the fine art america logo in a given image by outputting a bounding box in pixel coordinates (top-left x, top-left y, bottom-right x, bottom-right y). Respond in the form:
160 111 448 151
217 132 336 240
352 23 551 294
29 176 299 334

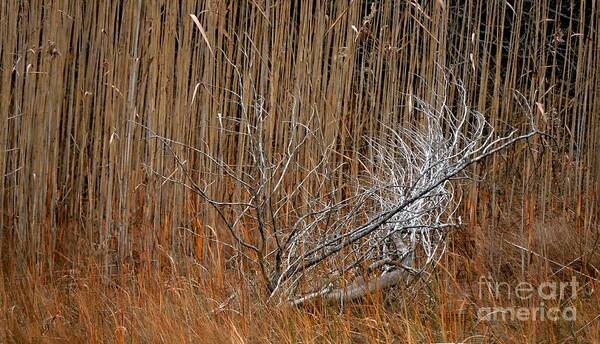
477 275 578 321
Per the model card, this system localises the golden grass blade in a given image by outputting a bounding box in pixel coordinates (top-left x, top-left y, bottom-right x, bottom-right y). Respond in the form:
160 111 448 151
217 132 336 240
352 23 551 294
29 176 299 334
190 13 213 56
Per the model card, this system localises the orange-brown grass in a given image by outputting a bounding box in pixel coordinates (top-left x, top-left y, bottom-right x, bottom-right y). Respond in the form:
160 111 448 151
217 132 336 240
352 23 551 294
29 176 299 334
2 210 599 343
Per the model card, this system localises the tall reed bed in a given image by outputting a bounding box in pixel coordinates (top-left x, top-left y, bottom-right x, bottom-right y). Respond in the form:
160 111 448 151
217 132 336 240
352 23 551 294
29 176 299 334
0 0 598 281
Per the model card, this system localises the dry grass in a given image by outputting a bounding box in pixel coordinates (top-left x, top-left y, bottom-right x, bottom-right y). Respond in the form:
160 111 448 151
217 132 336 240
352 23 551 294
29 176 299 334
2 217 599 343
1 0 599 342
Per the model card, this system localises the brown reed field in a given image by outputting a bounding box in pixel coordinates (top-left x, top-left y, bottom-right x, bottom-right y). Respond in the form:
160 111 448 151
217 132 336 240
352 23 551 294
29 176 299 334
1 0 599 342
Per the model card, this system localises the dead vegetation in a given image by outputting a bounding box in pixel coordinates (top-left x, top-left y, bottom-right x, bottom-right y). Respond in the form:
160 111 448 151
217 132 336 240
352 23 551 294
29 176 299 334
1 0 599 342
